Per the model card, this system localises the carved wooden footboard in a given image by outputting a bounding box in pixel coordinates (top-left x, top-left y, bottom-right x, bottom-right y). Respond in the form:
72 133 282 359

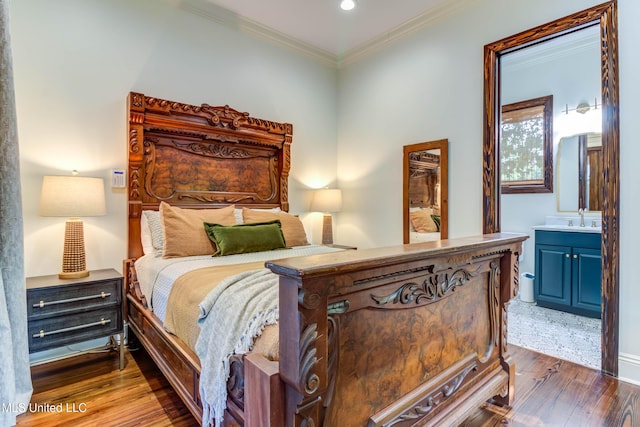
263 233 526 427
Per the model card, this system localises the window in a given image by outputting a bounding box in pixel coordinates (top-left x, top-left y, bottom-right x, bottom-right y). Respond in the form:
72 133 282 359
500 95 553 193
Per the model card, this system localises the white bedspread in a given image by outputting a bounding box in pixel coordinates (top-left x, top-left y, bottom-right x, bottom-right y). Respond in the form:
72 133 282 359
134 245 343 322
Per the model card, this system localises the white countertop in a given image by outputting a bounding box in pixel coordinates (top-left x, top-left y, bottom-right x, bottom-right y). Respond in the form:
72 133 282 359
531 224 601 234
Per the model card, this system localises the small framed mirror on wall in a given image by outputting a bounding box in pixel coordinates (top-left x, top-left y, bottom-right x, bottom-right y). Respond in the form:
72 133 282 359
403 139 448 244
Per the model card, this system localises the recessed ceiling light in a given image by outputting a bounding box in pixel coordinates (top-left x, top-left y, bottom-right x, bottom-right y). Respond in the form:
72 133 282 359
340 0 356 11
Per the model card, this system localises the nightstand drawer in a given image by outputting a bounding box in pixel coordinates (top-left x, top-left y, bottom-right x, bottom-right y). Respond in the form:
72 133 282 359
27 279 121 320
28 307 123 353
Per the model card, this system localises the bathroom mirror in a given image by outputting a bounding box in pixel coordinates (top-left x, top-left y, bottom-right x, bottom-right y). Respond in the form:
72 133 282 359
483 2 619 376
403 139 448 244
557 133 602 212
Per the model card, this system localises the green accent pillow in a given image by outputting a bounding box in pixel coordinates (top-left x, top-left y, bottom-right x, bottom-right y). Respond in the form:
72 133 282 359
203 220 286 256
431 214 441 232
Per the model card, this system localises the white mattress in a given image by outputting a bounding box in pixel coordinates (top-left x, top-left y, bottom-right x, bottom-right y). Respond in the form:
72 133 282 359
134 245 343 323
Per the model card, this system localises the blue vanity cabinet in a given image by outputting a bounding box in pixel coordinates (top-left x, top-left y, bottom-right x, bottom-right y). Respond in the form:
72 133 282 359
534 230 601 318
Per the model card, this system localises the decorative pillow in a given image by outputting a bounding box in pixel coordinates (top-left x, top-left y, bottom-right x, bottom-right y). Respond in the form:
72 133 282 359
204 220 286 256
159 202 236 258
234 207 281 224
142 210 164 255
140 212 155 256
410 209 438 233
431 214 441 232
242 208 309 247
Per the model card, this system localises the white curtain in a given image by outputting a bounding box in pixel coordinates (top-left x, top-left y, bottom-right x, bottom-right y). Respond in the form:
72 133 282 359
0 0 33 425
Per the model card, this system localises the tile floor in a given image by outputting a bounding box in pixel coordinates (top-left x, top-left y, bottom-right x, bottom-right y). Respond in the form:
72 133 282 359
507 296 601 369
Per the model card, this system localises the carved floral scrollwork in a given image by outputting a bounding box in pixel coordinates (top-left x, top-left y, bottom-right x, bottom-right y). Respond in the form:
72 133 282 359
131 92 143 108
129 128 139 153
371 267 478 307
178 141 253 159
129 168 140 200
480 261 501 363
300 323 320 395
298 289 322 310
385 363 477 427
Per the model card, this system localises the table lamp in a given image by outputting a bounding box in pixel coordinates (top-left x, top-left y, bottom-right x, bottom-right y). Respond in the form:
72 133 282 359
310 188 342 245
39 175 106 279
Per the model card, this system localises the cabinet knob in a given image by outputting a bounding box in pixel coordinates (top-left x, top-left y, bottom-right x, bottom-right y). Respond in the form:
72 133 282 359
566 253 570 258
574 254 578 259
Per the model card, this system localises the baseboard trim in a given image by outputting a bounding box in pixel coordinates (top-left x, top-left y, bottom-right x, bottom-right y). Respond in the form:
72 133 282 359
618 352 640 386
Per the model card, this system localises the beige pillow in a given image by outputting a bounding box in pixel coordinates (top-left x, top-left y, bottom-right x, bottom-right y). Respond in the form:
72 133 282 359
160 202 236 258
410 209 438 233
242 208 309 247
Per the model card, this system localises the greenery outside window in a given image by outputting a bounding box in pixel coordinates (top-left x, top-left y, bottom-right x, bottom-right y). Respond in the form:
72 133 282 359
500 95 553 193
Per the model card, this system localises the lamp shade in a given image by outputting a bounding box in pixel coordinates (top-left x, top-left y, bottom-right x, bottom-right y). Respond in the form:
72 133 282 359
310 188 342 213
39 176 106 217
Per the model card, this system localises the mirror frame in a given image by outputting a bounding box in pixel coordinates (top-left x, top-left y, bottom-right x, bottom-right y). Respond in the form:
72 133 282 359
500 95 554 194
403 139 449 244
483 2 619 376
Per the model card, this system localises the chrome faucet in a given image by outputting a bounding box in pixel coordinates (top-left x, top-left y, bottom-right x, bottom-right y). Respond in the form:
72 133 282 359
578 208 586 227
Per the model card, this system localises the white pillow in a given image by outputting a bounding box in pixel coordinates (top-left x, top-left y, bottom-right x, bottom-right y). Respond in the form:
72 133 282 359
142 210 163 256
140 212 154 256
234 207 282 224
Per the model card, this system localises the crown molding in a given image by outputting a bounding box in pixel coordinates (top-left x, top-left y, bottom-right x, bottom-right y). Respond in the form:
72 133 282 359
179 0 479 69
502 26 599 72
338 0 481 67
179 0 338 68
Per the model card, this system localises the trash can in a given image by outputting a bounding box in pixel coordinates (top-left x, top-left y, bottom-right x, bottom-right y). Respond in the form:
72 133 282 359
520 272 535 303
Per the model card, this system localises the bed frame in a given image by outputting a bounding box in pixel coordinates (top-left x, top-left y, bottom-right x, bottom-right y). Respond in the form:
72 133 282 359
124 92 527 426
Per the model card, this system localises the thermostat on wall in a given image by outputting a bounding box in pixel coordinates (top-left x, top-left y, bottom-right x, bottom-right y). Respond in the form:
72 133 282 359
112 169 126 188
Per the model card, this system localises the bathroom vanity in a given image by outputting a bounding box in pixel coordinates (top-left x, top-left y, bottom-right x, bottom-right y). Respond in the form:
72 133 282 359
533 226 601 318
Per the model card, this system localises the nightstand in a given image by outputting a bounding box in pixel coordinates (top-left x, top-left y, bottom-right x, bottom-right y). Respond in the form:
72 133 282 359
26 268 125 369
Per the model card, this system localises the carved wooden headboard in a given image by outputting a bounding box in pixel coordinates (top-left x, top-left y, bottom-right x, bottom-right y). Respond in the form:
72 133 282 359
127 92 293 259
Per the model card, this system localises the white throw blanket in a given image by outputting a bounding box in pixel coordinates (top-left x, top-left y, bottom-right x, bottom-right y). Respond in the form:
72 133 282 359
195 268 279 427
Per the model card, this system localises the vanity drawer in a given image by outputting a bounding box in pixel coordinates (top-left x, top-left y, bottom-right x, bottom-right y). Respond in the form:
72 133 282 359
535 230 600 249
27 306 122 353
27 278 121 320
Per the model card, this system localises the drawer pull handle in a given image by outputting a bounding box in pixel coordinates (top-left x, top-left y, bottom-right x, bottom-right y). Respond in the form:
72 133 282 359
32 292 112 309
32 318 112 338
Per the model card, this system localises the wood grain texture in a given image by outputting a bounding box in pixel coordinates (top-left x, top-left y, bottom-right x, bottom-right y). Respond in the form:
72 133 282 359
16 349 197 427
268 233 526 426
126 92 293 260
482 1 619 376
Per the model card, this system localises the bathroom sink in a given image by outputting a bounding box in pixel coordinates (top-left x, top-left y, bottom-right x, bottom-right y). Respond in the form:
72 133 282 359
532 224 601 233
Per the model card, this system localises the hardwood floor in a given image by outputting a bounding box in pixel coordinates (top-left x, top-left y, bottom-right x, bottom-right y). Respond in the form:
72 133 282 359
17 347 197 427
16 344 640 426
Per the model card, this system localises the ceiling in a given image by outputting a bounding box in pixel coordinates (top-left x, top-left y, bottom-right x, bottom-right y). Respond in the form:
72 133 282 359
189 0 470 61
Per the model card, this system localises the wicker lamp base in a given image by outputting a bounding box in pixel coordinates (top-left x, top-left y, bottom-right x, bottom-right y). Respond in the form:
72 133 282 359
321 213 334 245
59 218 89 279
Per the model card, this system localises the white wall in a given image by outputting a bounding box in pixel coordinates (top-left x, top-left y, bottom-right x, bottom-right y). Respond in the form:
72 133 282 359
10 0 338 277
337 0 640 384
618 0 640 384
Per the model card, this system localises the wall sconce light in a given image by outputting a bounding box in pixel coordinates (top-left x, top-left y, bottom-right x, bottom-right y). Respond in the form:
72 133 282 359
39 173 106 279
310 188 342 245
565 98 599 115
341 0 356 11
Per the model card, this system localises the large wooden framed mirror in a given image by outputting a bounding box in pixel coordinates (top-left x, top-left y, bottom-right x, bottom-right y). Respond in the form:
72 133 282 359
403 139 448 244
483 2 619 376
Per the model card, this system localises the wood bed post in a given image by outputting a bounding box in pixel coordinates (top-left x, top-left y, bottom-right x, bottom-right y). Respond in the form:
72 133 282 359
127 92 145 260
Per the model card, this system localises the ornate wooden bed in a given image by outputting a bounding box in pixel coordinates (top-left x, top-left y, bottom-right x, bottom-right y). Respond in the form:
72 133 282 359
124 92 527 426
